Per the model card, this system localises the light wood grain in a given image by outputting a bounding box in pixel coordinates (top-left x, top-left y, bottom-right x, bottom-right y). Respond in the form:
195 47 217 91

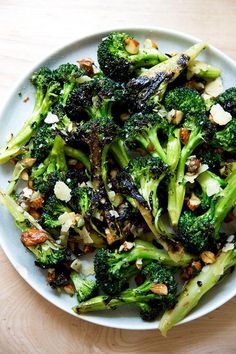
0 1 236 353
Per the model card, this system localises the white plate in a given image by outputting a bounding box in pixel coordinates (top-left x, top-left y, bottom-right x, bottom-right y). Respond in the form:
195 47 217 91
0 27 235 330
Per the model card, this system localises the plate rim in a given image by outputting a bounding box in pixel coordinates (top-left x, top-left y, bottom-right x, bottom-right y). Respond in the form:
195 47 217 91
0 26 236 330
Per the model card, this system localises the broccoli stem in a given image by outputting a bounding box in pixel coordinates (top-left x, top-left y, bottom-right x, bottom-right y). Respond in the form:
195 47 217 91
0 82 59 164
214 171 236 235
168 129 203 226
159 246 236 336
187 60 221 80
166 129 181 172
64 146 90 171
131 49 168 67
110 139 130 168
73 291 158 314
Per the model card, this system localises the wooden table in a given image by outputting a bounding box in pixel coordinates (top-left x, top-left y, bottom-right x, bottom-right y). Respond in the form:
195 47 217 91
0 1 235 353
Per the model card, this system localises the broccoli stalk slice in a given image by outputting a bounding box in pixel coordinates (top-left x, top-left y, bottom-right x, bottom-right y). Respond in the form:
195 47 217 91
64 145 90 171
129 42 207 111
70 271 97 303
166 128 181 172
0 188 66 268
0 81 59 164
187 60 221 80
159 245 236 336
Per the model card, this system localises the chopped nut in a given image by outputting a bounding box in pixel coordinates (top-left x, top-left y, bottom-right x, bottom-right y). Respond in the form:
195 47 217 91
125 38 139 54
185 80 205 92
47 268 56 284
186 156 201 174
21 229 48 247
83 245 96 254
135 258 143 270
144 38 158 49
20 170 29 181
30 193 44 209
23 96 29 103
78 58 94 76
29 209 41 220
75 161 84 170
182 260 202 280
63 283 75 295
28 179 34 189
172 110 184 125
21 157 37 168
187 193 201 211
147 143 155 152
180 128 190 144
119 241 134 252
150 283 168 295
200 251 216 264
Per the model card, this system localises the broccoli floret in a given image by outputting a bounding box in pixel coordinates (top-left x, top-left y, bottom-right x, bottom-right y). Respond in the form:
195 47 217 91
97 32 168 82
160 241 236 336
123 112 169 163
94 239 191 295
42 195 72 229
177 171 236 253
0 188 68 269
216 87 236 116
164 87 206 115
70 271 98 303
65 76 126 119
73 262 177 318
32 239 69 269
0 67 60 164
54 63 87 105
197 146 223 172
31 135 67 192
213 118 236 152
127 42 207 112
125 156 169 219
31 124 56 161
196 170 226 211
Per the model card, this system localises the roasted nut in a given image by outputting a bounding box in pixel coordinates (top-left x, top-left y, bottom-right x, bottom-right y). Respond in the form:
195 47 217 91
83 245 96 254
150 283 168 295
187 193 201 211
21 157 37 167
200 251 216 264
75 161 84 170
28 179 34 189
30 195 44 209
147 143 156 152
125 38 139 54
63 283 75 295
23 96 29 103
29 209 41 220
21 229 48 247
186 156 201 174
20 170 29 181
144 38 158 49
180 128 190 144
78 58 94 76
47 269 56 284
172 110 184 125
185 80 205 92
182 260 202 280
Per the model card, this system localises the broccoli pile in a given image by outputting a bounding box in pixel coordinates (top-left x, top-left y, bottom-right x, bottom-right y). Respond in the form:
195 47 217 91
0 31 236 336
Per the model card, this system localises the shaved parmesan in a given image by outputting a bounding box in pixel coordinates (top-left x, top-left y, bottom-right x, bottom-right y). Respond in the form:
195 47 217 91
210 104 232 125
205 77 224 97
44 112 59 124
54 181 71 202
